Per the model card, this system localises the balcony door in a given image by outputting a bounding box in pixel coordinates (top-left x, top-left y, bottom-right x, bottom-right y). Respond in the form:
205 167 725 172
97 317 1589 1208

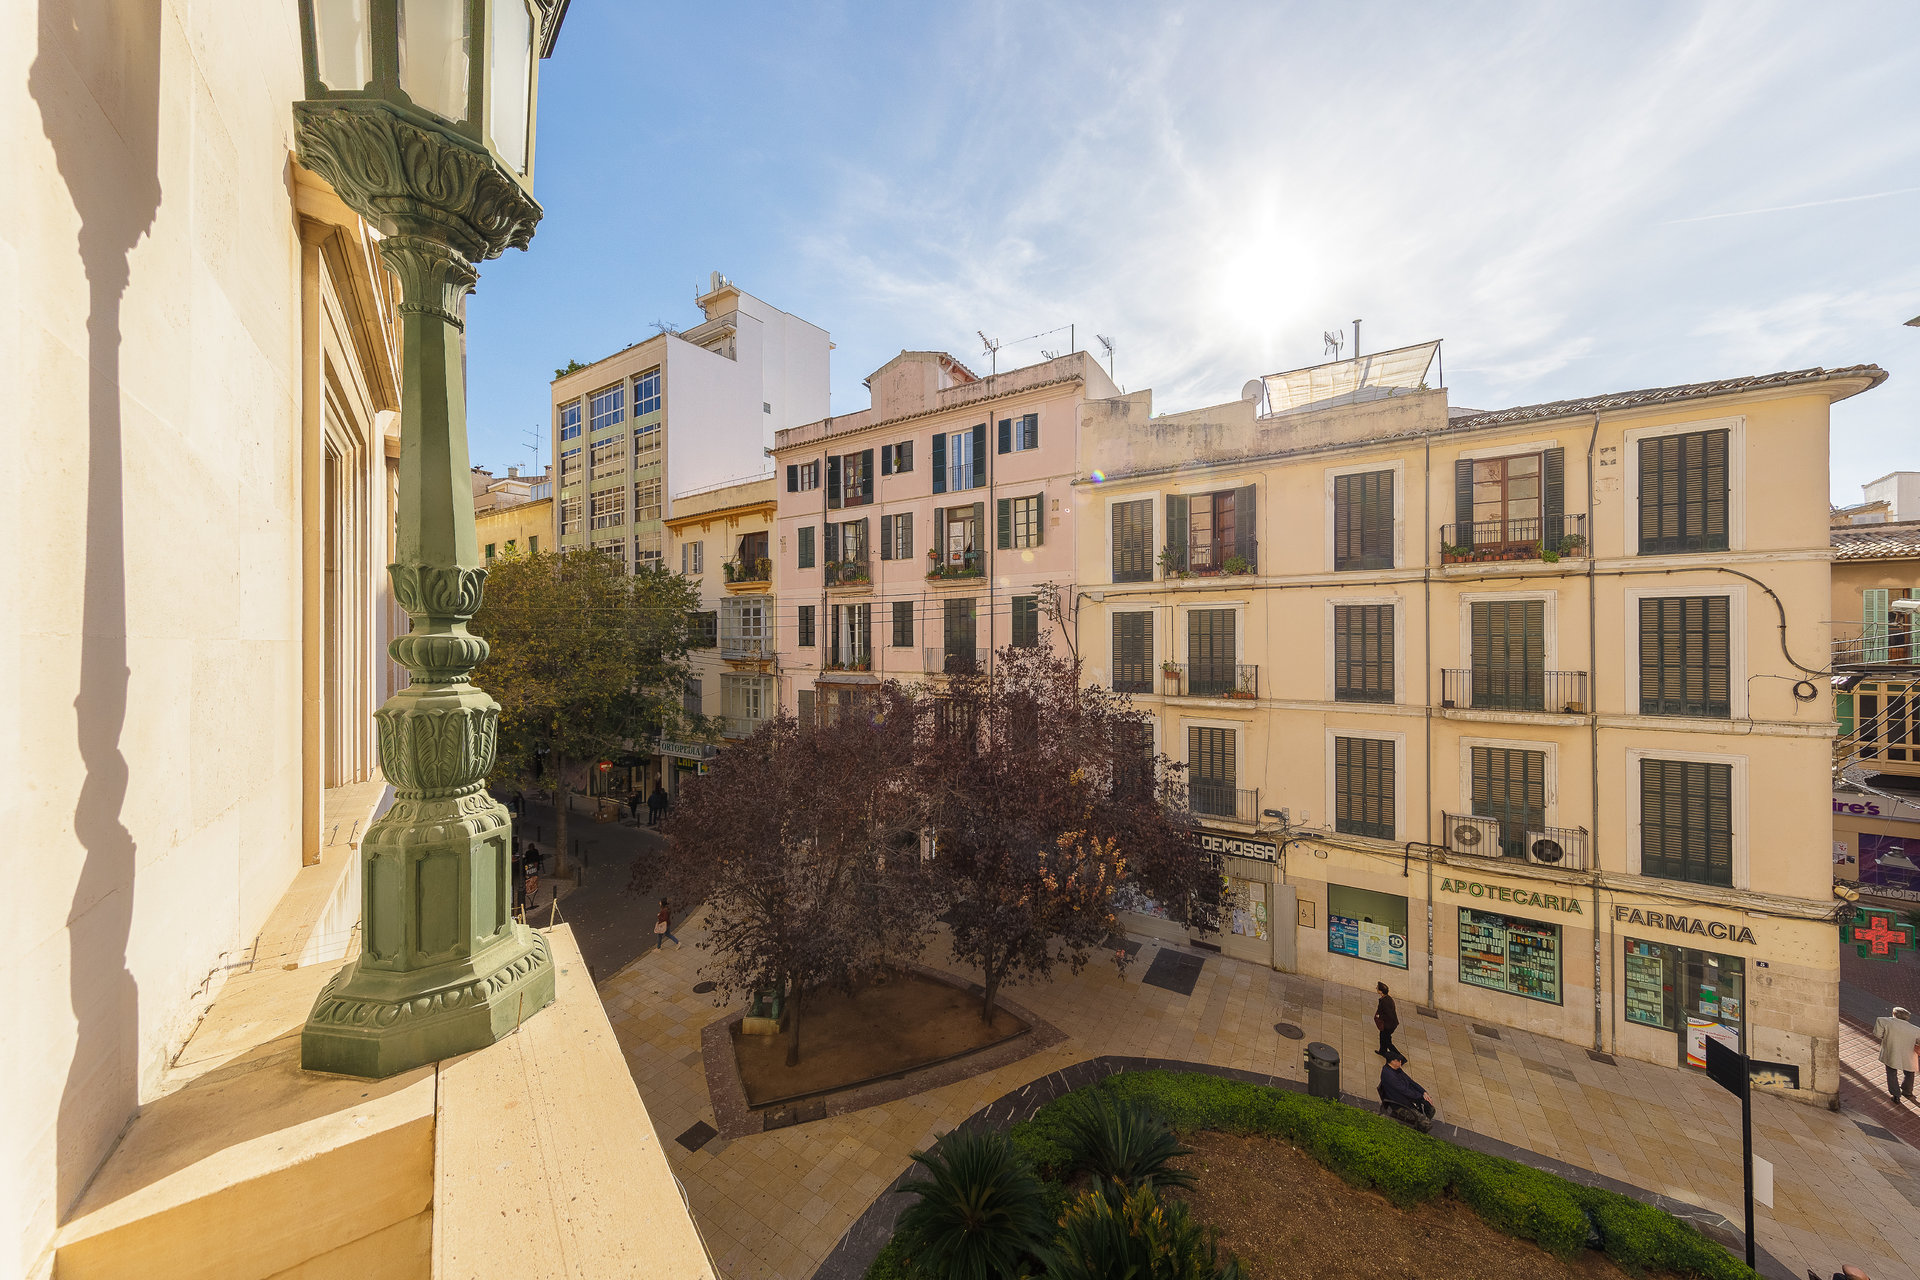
1187 609 1236 697
1470 600 1545 711
1471 746 1545 860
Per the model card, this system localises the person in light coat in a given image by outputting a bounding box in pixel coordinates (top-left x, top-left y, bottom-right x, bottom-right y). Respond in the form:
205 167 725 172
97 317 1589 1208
1874 1006 1920 1103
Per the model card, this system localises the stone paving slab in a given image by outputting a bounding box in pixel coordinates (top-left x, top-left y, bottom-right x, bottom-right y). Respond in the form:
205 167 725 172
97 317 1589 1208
598 921 1920 1280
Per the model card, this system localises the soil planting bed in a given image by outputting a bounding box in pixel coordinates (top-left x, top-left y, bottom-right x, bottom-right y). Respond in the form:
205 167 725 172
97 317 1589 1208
1174 1130 1658 1280
734 970 1029 1107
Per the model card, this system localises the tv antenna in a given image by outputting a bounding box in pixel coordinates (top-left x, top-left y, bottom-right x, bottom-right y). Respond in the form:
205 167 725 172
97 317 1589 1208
650 318 681 336
977 330 1001 377
521 422 544 476
1096 334 1115 379
1323 328 1344 360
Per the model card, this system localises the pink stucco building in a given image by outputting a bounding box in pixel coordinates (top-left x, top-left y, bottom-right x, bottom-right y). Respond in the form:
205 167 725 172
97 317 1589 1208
770 350 1119 718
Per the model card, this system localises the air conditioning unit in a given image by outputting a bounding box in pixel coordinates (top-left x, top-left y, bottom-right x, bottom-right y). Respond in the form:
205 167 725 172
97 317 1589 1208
1447 815 1500 856
1525 830 1567 866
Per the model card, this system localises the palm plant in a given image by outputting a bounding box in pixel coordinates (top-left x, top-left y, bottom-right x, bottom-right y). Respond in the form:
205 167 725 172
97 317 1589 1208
893 1127 1053 1280
1044 1181 1245 1280
1058 1092 1196 1191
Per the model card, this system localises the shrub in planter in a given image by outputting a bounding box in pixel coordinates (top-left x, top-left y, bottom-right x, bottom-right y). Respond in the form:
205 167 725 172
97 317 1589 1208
1058 1092 1196 1190
893 1127 1053 1280
1044 1181 1246 1280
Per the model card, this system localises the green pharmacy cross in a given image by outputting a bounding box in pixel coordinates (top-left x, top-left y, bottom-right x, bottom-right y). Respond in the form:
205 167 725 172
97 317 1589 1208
1850 907 1917 961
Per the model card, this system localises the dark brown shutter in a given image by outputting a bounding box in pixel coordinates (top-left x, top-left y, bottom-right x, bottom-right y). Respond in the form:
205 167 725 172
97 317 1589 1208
997 498 1011 549
1454 458 1474 547
1640 758 1733 885
1543 448 1565 541
1640 430 1729 554
879 516 893 560
823 522 839 563
998 417 1013 454
1233 484 1256 568
1112 612 1153 692
900 440 912 473
1165 494 1189 573
1334 604 1394 702
1335 470 1394 569
931 433 946 494
970 502 985 552
859 449 874 501
1113 499 1152 582
826 455 842 509
1472 746 1545 858
787 463 799 492
880 446 892 477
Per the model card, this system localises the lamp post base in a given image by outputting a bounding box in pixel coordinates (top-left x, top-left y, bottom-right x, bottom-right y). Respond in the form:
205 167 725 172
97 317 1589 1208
302 923 555 1079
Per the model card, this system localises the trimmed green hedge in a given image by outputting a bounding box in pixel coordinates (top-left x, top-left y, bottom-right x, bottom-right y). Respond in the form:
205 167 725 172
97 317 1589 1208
1003 1071 1757 1280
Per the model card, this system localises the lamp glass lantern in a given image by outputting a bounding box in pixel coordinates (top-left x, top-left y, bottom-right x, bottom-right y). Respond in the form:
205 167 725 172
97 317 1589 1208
299 0 543 189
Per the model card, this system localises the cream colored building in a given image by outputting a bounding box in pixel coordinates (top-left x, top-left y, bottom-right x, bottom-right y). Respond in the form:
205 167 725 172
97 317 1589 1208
7 4 707 1275
477 495 555 563
658 475 779 794
1075 345 1883 1103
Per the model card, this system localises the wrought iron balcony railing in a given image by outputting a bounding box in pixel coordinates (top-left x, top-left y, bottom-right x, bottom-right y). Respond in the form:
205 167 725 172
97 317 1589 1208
1439 514 1588 565
1442 811 1589 869
1165 662 1259 699
1188 782 1259 822
923 647 989 675
1440 669 1588 714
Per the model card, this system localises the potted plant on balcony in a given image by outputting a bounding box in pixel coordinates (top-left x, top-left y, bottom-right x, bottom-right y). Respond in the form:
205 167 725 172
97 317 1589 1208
722 559 740 582
1227 670 1258 700
1222 553 1251 575
1161 660 1182 692
755 555 773 581
1157 547 1188 580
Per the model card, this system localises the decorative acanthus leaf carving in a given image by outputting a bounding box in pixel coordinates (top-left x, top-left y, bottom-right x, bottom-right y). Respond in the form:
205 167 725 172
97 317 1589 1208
293 104 543 263
389 562 487 623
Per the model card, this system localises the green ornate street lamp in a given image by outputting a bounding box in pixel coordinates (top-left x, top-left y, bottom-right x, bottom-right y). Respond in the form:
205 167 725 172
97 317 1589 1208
293 0 568 1077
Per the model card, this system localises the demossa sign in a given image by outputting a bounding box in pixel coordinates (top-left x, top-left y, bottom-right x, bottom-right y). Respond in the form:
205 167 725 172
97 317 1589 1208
1612 905 1756 944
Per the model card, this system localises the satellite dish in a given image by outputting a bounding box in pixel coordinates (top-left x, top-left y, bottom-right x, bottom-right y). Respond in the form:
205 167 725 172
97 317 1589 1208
1241 379 1265 403
1452 823 1482 847
1530 838 1565 865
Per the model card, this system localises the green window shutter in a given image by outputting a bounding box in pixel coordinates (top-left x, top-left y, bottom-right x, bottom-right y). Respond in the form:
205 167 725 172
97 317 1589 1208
901 440 913 473
1335 471 1393 569
823 523 839 563
900 514 913 561
1865 588 1891 663
827 455 842 510
1454 458 1475 547
1639 430 1729 554
1639 596 1730 717
1165 494 1189 573
880 447 892 477
1472 746 1545 858
931 433 947 494
1232 484 1256 567
1335 737 1395 840
859 449 875 501
930 507 944 565
998 418 1012 454
1113 499 1153 582
1188 726 1235 789
1640 758 1733 886
997 498 1012 549
797 689 815 725
1470 600 1544 710
1021 413 1038 449
1543 448 1565 539
798 526 815 568
879 517 892 560
1334 604 1393 702
1838 692 1855 737
970 503 985 553
1112 612 1152 692
971 423 987 487
1013 596 1037 647
797 605 815 648
786 464 799 491
1031 492 1045 546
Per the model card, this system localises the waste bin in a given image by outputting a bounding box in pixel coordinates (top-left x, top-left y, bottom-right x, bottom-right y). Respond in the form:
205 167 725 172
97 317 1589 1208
1305 1041 1340 1100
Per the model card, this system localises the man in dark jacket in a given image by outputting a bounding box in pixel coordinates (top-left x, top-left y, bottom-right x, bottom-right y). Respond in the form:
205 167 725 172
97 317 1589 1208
1379 1053 1436 1131
1374 981 1402 1059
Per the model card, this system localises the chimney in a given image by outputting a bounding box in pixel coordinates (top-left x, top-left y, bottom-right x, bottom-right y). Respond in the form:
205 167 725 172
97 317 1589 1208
507 465 520 479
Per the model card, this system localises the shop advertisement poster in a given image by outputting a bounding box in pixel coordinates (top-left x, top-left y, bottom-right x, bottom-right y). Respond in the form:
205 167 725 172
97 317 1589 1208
1330 913 1407 968
1685 1016 1740 1069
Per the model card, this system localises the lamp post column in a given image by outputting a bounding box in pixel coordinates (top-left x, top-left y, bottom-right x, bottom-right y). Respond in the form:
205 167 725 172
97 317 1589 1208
296 112 555 1079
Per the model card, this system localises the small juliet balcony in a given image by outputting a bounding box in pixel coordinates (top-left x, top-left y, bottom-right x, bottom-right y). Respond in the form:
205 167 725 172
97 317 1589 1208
1162 536 1259 579
1162 662 1259 700
1439 514 1587 566
720 635 775 662
1440 669 1588 714
923 647 988 675
824 556 872 590
1189 782 1259 823
722 714 769 739
1442 812 1589 870
925 551 985 584
723 557 772 591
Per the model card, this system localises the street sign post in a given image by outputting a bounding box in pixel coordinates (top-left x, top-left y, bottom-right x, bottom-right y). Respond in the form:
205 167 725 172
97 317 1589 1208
1703 1036 1756 1271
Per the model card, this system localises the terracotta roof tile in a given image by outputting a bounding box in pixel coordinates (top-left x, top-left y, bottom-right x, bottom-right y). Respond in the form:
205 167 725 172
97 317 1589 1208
1449 364 1886 430
1833 520 1920 560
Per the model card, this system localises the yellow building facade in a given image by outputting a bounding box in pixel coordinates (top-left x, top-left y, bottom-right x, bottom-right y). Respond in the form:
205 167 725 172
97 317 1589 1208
1074 346 1883 1103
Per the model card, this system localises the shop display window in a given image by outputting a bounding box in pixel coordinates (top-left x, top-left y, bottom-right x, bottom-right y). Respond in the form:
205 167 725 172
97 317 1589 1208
1328 885 1407 969
1457 908 1561 1003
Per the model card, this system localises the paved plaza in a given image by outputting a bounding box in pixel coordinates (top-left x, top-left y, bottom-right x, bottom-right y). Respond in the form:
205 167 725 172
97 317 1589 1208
598 918 1920 1280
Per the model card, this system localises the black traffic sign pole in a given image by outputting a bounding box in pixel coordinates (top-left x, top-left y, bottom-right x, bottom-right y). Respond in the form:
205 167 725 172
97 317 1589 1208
1704 1036 1756 1272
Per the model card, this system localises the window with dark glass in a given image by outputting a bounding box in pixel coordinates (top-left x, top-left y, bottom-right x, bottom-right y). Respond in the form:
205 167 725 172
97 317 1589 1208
892 600 913 647
1640 758 1733 886
1452 449 1564 549
797 526 815 569
796 604 815 648
1334 604 1393 702
1112 498 1153 582
1638 430 1728 555
880 440 913 474
1012 596 1039 648
1112 612 1153 693
943 597 977 665
691 610 717 648
1166 486 1256 572
1335 737 1395 840
1333 470 1393 570
1638 596 1730 717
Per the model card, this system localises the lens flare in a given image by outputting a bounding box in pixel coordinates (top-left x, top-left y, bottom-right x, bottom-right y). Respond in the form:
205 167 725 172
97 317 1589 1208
1090 469 1106 483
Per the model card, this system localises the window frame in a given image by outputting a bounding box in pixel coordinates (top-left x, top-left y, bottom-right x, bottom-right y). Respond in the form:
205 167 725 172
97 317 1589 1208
1456 735 1560 856
1623 586 1746 720
1325 460 1402 572
1110 609 1155 693
1625 417 1744 556
1012 595 1039 648
1628 750 1746 888
1328 599 1397 703
631 367 662 417
1109 495 1156 583
587 384 625 434
558 399 583 442
1328 731 1401 841
892 599 914 648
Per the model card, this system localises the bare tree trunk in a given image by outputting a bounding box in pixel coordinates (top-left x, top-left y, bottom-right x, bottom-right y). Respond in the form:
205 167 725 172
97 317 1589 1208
981 960 1003 1026
553 752 572 879
784 982 804 1067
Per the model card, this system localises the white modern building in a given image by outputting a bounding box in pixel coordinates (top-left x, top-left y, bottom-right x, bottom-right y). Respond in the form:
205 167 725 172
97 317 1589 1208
550 273 830 569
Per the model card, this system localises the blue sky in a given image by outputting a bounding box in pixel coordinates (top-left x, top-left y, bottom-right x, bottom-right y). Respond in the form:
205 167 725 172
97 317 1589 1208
465 2 1920 505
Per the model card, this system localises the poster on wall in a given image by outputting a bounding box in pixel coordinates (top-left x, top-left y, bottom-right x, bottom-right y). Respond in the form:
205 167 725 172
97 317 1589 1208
1685 1016 1740 1068
1624 941 1672 1028
1328 885 1408 969
1113 883 1171 921
1860 834 1920 903
1457 909 1562 1003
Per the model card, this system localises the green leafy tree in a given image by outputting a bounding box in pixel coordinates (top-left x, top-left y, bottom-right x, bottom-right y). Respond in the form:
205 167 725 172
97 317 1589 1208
473 548 701 876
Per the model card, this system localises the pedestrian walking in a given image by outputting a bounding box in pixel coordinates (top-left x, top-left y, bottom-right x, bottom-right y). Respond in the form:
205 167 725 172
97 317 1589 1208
1374 981 1402 1060
1875 1006 1920 1102
647 782 668 827
654 898 680 949
1378 1052 1437 1132
626 789 644 822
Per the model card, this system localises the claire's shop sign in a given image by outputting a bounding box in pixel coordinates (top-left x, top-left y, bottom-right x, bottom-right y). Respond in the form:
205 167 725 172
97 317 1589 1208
1834 790 1920 823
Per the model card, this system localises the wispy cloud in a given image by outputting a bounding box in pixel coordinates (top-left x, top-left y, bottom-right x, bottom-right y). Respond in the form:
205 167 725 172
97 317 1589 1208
1665 187 1920 224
